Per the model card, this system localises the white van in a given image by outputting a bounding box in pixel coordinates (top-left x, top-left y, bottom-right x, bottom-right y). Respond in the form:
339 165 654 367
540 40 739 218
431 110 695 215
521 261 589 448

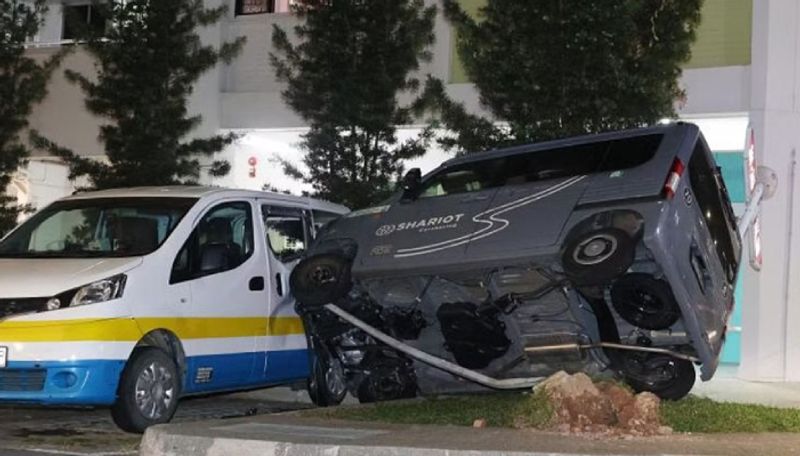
0 187 348 432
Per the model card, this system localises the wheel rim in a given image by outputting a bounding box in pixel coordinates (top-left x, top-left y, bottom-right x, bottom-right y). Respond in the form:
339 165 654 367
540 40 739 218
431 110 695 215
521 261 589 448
572 234 618 266
310 264 338 286
325 358 346 399
134 361 176 420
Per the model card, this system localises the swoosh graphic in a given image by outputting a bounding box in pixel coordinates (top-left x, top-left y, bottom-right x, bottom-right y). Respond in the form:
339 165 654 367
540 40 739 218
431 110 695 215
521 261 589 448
394 175 586 258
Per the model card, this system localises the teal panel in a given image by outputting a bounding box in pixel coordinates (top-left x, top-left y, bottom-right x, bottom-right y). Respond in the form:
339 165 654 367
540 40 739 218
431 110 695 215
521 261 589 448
713 151 746 203
719 277 743 364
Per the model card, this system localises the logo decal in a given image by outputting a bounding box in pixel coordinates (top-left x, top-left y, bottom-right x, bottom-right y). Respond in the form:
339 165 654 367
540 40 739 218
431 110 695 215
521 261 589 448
375 213 465 237
394 175 586 258
375 225 396 236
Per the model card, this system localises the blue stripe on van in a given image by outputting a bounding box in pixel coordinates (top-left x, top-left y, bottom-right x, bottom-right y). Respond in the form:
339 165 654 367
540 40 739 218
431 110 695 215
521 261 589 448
184 349 310 394
0 349 311 405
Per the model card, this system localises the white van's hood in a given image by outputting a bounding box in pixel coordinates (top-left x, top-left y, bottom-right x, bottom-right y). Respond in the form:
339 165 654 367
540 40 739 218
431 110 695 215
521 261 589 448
0 258 143 298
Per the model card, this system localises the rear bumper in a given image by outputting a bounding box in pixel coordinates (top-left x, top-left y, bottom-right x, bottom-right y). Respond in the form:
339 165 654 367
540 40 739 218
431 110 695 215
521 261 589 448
0 359 125 405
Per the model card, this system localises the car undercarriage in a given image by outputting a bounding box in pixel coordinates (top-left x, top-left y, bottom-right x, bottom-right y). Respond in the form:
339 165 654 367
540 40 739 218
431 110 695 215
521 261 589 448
296 257 699 404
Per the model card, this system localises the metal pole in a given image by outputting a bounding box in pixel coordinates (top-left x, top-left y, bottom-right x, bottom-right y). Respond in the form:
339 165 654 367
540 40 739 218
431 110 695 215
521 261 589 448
738 182 766 237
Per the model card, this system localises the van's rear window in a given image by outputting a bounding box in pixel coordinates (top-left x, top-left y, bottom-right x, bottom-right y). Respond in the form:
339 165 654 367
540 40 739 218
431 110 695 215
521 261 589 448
419 134 663 198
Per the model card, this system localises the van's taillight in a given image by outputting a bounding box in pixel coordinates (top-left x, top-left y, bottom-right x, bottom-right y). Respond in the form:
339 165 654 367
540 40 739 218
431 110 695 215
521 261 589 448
663 158 685 199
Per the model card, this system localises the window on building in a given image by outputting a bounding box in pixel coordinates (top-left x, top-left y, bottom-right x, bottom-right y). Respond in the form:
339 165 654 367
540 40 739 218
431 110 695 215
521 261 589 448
236 0 273 15
235 0 294 15
62 4 107 40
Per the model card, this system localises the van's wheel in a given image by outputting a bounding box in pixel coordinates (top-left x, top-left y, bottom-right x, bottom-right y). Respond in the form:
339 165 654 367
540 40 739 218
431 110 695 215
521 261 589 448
622 353 695 401
111 347 180 433
291 254 353 309
611 273 681 330
307 345 347 407
562 227 635 285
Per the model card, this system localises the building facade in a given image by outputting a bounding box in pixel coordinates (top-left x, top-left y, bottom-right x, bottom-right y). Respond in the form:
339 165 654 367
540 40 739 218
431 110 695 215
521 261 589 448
15 0 800 381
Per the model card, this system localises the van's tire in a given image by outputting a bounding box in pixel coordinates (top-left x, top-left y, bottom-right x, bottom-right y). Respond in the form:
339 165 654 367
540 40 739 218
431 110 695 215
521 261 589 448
562 228 635 285
111 347 180 433
307 345 347 407
610 273 681 330
622 354 696 401
291 254 353 309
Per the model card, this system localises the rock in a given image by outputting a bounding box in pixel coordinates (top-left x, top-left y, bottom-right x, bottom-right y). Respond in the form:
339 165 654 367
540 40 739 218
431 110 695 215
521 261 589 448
472 419 487 428
618 392 662 434
597 382 635 415
532 372 666 437
536 371 615 429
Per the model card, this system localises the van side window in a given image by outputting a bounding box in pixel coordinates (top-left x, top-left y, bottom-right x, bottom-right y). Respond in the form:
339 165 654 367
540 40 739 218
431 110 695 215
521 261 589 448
418 134 663 198
311 209 342 236
263 206 309 263
688 142 741 281
170 202 254 283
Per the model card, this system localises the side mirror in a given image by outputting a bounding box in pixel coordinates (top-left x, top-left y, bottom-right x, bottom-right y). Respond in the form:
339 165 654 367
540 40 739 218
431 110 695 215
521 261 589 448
401 168 422 200
199 244 230 274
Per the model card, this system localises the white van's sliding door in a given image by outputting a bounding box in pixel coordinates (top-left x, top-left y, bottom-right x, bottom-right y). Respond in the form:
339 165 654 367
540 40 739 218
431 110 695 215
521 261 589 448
170 200 265 392
259 203 314 382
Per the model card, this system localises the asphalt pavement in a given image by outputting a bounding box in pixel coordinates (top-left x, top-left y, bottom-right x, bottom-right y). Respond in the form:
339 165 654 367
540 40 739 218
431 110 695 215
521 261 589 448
0 386 313 456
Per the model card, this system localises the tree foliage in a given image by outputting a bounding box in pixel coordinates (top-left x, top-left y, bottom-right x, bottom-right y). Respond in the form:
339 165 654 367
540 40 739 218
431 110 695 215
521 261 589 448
0 0 61 235
271 0 437 209
33 0 244 189
427 0 702 154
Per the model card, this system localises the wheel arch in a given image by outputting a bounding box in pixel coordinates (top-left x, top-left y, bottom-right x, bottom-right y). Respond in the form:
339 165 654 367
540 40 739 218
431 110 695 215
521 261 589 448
132 329 188 390
564 209 645 244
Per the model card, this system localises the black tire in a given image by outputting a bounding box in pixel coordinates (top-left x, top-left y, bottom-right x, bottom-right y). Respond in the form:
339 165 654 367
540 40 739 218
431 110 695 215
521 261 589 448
611 273 681 330
356 374 416 404
562 227 635 285
622 354 696 401
307 347 347 407
111 347 180 433
291 254 353 309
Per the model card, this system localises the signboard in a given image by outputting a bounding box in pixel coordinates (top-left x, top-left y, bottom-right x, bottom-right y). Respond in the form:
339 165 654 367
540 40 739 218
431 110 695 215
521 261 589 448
745 125 762 271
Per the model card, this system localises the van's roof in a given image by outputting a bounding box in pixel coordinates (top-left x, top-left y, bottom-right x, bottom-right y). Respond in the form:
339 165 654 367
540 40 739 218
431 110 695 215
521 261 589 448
61 186 350 214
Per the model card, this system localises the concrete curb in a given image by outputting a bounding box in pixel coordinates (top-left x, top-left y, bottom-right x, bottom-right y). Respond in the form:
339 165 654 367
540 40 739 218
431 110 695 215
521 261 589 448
140 427 599 456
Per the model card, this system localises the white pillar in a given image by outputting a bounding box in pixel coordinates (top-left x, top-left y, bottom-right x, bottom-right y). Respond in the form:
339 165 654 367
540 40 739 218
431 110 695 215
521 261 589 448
740 0 800 381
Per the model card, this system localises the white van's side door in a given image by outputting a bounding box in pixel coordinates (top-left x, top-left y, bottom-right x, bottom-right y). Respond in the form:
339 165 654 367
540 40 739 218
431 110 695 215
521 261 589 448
258 202 313 382
170 199 267 391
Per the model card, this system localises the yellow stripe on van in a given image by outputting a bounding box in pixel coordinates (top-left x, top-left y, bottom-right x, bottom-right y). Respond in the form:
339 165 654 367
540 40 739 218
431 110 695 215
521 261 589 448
0 317 306 342
0 318 143 342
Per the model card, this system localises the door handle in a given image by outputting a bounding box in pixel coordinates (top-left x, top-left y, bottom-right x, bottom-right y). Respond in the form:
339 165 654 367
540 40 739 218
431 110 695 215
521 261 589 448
275 273 283 296
249 276 265 291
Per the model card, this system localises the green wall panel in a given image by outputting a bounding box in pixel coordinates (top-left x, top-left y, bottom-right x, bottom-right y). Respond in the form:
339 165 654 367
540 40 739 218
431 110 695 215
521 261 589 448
685 0 752 69
450 0 753 83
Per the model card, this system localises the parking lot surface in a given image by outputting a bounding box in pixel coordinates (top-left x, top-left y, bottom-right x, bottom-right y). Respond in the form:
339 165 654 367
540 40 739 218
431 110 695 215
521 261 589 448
0 387 312 455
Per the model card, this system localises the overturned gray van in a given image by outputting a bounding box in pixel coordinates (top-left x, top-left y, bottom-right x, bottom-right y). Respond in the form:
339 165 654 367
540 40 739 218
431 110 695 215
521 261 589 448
291 123 741 405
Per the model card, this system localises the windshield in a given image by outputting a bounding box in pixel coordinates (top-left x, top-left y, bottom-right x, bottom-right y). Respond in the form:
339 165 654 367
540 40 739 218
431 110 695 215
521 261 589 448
0 197 197 258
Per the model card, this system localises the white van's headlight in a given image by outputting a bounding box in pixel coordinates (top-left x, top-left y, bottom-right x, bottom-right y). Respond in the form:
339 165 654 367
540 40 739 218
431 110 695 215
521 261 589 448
69 274 127 307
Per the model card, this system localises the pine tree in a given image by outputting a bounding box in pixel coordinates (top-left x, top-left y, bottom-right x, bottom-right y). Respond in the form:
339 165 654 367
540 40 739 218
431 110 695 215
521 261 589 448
0 0 61 235
33 0 245 189
427 0 702 154
271 0 437 209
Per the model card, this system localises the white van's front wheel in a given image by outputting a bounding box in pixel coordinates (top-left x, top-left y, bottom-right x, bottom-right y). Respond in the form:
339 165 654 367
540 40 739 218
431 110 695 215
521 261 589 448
112 347 180 433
